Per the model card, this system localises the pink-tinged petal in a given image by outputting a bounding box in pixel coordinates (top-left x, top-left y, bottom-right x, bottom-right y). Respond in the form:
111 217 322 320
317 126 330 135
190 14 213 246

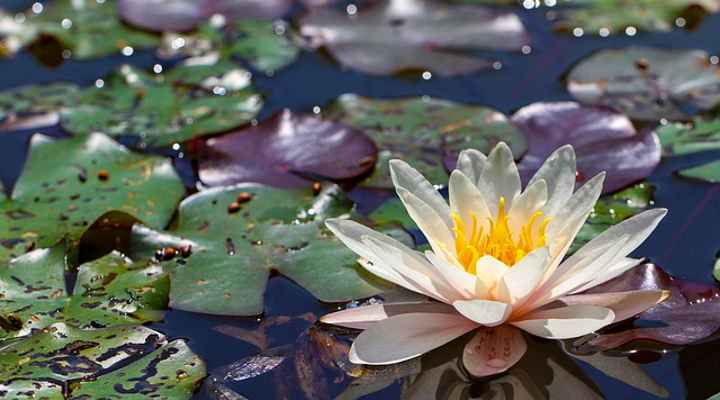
321 301 456 330
462 325 527 377
556 290 670 324
453 300 512 327
571 257 642 294
496 247 548 306
511 305 615 339
349 313 478 365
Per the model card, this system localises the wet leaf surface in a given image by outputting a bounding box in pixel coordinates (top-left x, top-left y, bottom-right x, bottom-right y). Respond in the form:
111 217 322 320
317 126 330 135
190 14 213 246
577 262 720 349
298 0 529 76
0 246 169 339
0 133 184 264
118 0 293 32
327 94 527 189
658 118 720 155
510 102 661 193
567 47 720 121
678 159 720 182
128 184 396 316
0 83 80 124
1 0 159 60
61 64 262 147
198 109 377 188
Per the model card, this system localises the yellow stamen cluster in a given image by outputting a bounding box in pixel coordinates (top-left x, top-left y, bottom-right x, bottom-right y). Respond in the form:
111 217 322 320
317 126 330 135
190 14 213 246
452 197 550 273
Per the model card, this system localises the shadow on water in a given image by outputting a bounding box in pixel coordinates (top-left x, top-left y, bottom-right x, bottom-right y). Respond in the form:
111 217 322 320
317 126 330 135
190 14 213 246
3 1 720 399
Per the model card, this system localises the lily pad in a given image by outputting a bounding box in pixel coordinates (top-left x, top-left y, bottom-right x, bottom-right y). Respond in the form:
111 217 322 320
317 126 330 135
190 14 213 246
657 118 720 155
1 0 159 59
567 47 720 121
0 246 169 339
510 102 661 193
298 0 529 76
128 184 396 316
0 133 184 264
0 83 80 122
678 160 720 183
569 182 655 254
326 94 527 189
0 322 205 399
554 0 719 34
118 0 293 32
578 262 720 349
61 64 262 147
198 109 377 188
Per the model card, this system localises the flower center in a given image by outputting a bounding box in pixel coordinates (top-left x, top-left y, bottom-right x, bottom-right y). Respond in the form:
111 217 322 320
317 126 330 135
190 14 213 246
451 197 550 273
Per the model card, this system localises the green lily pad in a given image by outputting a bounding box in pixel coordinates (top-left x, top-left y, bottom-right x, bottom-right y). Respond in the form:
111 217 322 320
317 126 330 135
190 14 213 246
367 197 417 230
554 0 719 34
0 83 80 121
678 160 720 183
0 133 184 264
325 95 527 189
569 182 655 254
657 118 720 155
0 323 205 399
0 246 169 339
0 0 159 60
61 64 262 147
128 184 397 316
159 20 300 75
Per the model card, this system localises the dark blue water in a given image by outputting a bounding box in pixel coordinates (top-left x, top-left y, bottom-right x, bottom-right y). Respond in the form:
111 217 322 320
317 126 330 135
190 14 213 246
3 1 720 399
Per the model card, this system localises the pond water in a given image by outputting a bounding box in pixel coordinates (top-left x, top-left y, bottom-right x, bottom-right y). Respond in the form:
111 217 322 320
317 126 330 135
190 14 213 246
2 1 720 399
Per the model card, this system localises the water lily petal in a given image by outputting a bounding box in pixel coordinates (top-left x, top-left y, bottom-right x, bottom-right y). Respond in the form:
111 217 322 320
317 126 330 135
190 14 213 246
558 290 670 323
511 305 615 339
571 257 642 294
349 313 478 365
397 187 455 260
453 299 512 326
462 326 527 377
508 178 548 234
449 169 492 239
474 255 510 294
390 159 451 228
527 145 576 217
456 148 488 185
426 251 486 299
321 301 457 330
496 247 549 306
478 142 521 214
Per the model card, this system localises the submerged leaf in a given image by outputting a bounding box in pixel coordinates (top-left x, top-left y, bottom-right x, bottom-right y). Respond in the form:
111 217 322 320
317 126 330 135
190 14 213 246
128 184 397 316
299 0 529 76
327 95 527 188
198 109 377 188
567 47 720 121
0 133 184 264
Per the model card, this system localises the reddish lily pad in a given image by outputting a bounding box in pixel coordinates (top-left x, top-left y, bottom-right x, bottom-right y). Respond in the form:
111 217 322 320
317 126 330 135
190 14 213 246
298 0 529 76
578 262 720 349
118 0 293 32
567 47 720 121
198 109 376 188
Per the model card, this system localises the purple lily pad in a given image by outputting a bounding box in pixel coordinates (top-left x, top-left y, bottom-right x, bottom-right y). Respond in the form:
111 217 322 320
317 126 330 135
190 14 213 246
298 0 529 77
512 102 661 193
582 262 720 349
117 0 293 32
198 109 377 188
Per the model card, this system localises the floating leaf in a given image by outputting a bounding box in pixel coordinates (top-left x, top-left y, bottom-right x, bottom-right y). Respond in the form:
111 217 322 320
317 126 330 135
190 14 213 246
0 83 79 123
118 0 293 32
326 94 527 189
198 109 377 188
367 197 417 230
657 118 720 155
510 102 661 193
298 0 529 76
0 246 169 339
578 262 720 349
0 133 184 264
128 184 396 316
678 160 720 182
1 0 159 59
567 47 720 121
554 0 719 34
61 64 262 147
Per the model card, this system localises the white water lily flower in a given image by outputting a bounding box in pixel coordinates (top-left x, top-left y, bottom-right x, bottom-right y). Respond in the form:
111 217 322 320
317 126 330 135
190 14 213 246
322 142 670 377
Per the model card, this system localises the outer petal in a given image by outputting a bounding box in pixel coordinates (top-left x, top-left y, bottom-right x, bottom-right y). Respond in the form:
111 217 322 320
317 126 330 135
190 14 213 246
390 159 451 228
453 300 512 327
349 313 478 365
557 290 670 323
478 142 522 214
462 326 527 377
511 305 615 339
321 301 456 330
571 257 642 294
496 247 549 306
528 145 576 217
397 187 455 260
456 148 488 185
448 169 492 237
